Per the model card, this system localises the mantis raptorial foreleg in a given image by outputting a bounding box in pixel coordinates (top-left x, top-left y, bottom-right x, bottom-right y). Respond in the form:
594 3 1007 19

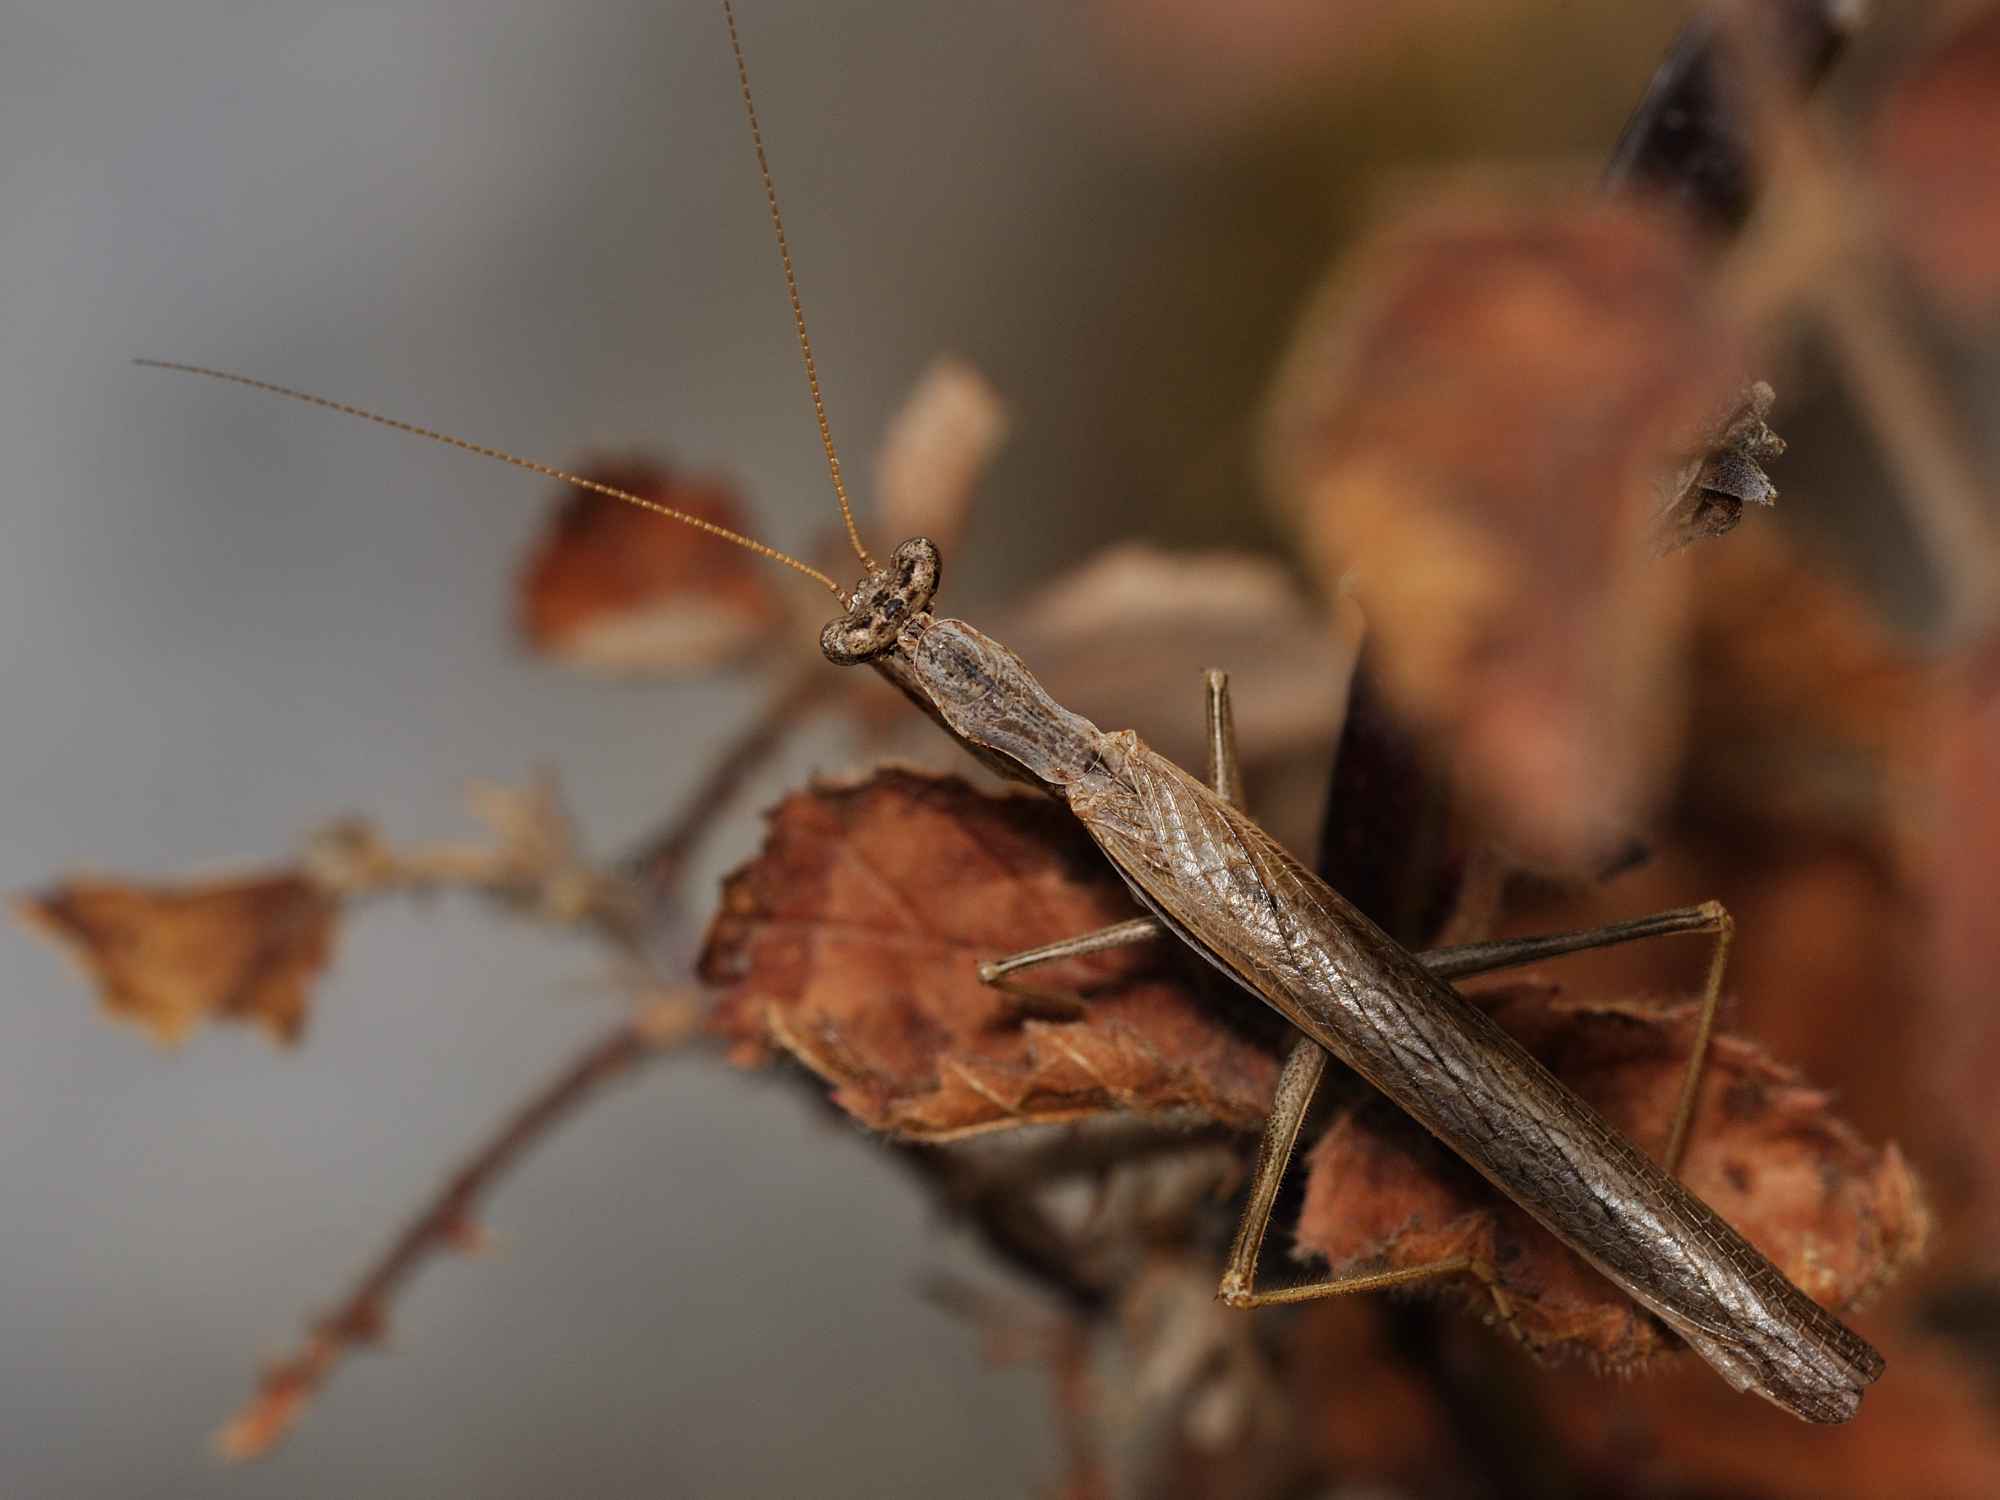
977 919 1160 985
977 672 1736 1311
976 668 1248 988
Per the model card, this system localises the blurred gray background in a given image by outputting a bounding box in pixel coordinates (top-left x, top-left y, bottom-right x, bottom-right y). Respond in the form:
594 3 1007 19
5 4 1085 1494
2 2 1697 1495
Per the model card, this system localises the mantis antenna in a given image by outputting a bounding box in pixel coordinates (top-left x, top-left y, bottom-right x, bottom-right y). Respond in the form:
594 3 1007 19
723 0 878 576
130 358 850 602
135 4 896 603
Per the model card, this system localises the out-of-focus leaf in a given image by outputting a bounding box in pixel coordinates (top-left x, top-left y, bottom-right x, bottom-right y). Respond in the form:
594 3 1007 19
1005 546 1353 762
1681 521 1936 856
17 870 338 1046
1294 982 1925 1368
701 769 1284 1138
1503 522 1940 1189
1262 187 1744 866
1932 642 2000 1246
1005 546 1356 857
1872 7 2000 318
1537 1310 2000 1496
1288 1300 1472 1495
875 357 1010 550
515 459 783 674
842 547 1354 857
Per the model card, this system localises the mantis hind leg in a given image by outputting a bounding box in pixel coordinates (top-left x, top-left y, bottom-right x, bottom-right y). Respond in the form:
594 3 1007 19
1420 901 1734 1175
1215 901 1736 1310
1215 1033 1508 1313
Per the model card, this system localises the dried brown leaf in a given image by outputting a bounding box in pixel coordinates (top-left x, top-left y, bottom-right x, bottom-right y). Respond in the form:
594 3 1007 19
700 769 1284 1139
514 459 783 674
16 869 338 1046
1263 187 1742 865
1873 7 2000 318
1295 982 1925 1369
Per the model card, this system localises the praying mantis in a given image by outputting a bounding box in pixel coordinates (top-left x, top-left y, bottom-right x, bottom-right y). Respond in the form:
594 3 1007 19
138 0 1884 1426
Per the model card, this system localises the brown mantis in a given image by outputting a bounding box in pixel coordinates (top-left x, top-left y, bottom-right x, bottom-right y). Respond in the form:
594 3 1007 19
138 0 1884 1426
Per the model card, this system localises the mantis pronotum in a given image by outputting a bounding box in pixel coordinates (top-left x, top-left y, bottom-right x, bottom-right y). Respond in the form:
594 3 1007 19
139 0 1884 1424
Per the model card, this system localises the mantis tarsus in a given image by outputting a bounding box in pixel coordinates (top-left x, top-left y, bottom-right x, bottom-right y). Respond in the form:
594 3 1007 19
138 0 1884 1425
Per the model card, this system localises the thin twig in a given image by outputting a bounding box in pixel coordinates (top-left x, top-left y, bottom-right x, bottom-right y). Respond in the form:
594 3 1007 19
622 666 834 895
1815 263 2000 635
215 992 702 1460
306 773 649 954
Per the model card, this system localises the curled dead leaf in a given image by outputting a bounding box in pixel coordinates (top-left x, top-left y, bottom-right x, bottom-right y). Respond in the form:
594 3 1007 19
1872 8 2000 318
1295 982 1925 1370
515 459 783 674
16 869 338 1046
1262 186 1745 866
700 769 1285 1138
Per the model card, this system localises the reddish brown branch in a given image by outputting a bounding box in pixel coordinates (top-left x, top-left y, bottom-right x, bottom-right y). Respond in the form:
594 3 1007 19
217 665 834 1460
216 995 700 1460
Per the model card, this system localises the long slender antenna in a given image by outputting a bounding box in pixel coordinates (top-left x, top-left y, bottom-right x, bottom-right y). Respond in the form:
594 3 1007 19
133 359 848 600
723 0 879 575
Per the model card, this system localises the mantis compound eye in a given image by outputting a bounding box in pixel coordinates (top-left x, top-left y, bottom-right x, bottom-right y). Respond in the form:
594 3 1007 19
820 536 942 664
